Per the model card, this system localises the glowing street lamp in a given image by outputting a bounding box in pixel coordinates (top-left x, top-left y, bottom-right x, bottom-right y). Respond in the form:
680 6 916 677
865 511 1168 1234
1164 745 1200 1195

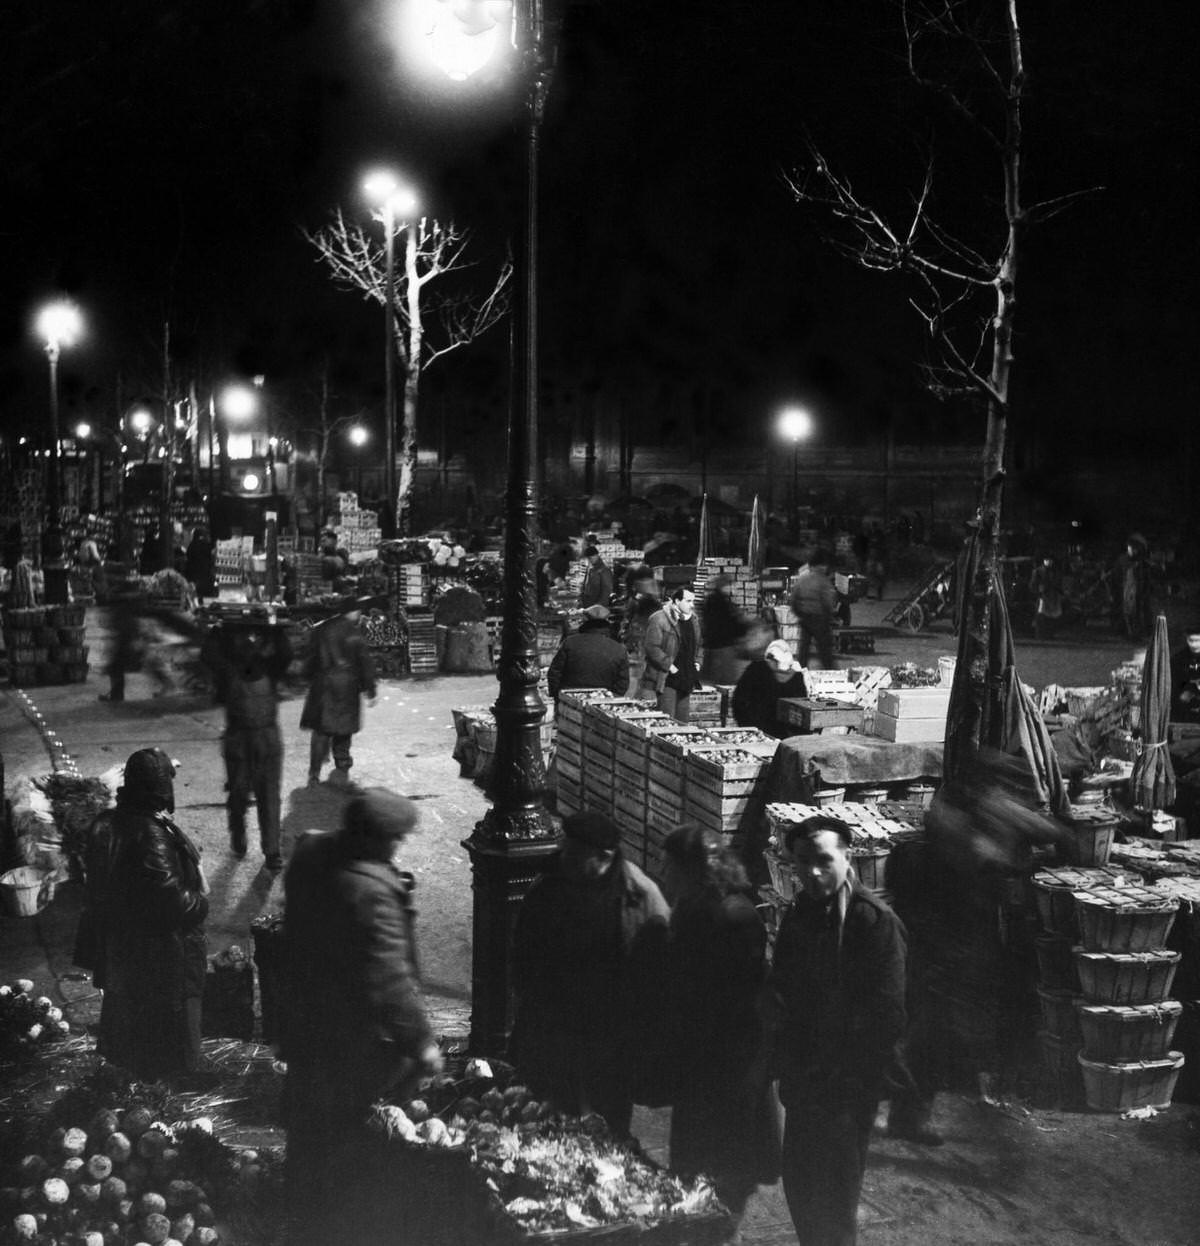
778 405 815 542
34 299 85 581
127 408 156 437
362 169 419 536
399 0 511 82
348 425 370 448
219 384 259 422
74 421 92 441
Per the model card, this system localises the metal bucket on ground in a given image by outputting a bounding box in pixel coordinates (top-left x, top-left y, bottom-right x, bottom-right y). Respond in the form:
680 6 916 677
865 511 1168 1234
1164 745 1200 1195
0 867 54 917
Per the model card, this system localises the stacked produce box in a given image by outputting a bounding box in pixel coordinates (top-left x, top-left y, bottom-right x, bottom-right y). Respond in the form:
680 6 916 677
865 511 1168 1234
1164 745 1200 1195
612 710 673 867
688 684 723 726
580 699 646 816
872 685 951 743
3 603 89 687
693 556 758 612
329 492 381 558
1030 865 1137 1105
215 536 252 588
398 563 431 607
554 689 620 817
406 612 439 675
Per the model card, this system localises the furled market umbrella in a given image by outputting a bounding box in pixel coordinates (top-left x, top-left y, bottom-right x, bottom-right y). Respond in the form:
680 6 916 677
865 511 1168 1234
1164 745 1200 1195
747 494 765 576
944 529 1070 815
1131 613 1176 810
696 492 712 566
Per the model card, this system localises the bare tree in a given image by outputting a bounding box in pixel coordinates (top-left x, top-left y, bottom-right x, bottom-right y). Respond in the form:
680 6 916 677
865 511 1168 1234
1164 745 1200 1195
787 0 1097 760
306 211 512 532
296 361 363 531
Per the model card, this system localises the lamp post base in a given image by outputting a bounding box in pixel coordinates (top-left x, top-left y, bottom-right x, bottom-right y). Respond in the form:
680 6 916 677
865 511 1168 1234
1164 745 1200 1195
463 829 560 1056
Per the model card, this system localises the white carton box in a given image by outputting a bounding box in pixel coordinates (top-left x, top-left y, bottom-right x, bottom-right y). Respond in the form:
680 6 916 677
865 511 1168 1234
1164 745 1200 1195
876 686 952 719
872 711 947 743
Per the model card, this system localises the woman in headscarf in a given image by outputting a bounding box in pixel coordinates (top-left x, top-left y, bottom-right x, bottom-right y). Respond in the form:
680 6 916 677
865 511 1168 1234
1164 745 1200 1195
77 748 210 1081
658 824 779 1219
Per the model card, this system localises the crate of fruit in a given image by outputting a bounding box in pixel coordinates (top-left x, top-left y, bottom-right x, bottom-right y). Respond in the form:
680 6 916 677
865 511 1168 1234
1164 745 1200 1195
685 746 777 790
1073 885 1179 953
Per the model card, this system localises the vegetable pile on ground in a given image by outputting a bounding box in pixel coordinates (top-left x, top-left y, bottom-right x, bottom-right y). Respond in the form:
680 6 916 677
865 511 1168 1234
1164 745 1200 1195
0 983 70 1061
370 1059 723 1237
887 663 941 688
31 777 115 867
0 1068 282 1246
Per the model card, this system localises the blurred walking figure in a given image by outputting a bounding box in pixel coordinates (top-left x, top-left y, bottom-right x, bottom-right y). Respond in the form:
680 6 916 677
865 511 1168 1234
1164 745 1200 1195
580 544 614 609
75 749 210 1082
98 588 173 701
789 552 838 670
203 616 293 870
620 564 660 696
700 574 749 686
185 526 217 603
511 811 668 1137
658 825 779 1220
282 791 441 1246
301 596 378 787
1114 535 1154 640
1030 555 1064 640
769 816 908 1246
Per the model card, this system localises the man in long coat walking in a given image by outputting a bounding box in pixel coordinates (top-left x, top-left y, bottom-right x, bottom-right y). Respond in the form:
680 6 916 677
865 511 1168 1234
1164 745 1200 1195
301 596 378 786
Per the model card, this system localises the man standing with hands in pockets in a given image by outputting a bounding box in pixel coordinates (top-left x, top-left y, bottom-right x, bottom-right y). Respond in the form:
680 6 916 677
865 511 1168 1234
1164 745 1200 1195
640 587 702 722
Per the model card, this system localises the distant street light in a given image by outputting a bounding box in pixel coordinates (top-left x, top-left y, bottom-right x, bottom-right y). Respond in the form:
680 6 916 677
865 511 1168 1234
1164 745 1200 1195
241 472 261 493
220 384 259 422
778 405 814 542
348 424 370 448
34 299 84 587
127 407 156 437
74 421 92 441
363 169 419 536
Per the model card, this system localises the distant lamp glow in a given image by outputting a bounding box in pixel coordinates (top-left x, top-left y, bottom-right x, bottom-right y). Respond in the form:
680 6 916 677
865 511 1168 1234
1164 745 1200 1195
74 422 92 440
128 408 154 436
409 0 508 80
220 384 258 422
778 406 814 443
241 472 261 492
36 300 84 353
348 425 370 448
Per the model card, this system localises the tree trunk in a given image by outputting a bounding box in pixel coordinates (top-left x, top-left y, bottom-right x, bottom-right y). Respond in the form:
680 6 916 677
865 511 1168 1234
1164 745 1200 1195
398 225 422 535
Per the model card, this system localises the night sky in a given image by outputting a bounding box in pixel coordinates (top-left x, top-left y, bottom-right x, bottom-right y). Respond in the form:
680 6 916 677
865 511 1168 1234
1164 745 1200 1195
1 0 1195 468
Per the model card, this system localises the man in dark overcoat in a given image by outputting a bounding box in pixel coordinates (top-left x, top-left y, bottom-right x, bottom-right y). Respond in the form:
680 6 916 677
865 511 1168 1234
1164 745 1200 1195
769 815 908 1246
202 616 293 869
300 596 378 786
281 791 442 1246
547 605 629 700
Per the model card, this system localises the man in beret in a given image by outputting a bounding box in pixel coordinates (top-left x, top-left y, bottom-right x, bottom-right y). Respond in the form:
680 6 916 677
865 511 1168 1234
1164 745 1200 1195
511 810 669 1136
768 816 908 1246
547 604 629 701
281 789 442 1246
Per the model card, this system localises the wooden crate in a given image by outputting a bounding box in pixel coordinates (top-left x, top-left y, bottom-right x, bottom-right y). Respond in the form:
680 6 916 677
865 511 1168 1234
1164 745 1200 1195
873 711 946 743
837 628 876 654
557 737 583 767
556 753 582 783
587 700 651 740
778 697 864 733
877 686 952 719
614 759 645 792
685 745 777 792
684 790 762 825
557 773 582 816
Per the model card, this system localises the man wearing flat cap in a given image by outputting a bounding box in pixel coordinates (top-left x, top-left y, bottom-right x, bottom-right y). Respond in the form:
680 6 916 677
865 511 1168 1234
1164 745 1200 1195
768 816 908 1246
511 810 668 1136
547 604 629 701
281 790 442 1246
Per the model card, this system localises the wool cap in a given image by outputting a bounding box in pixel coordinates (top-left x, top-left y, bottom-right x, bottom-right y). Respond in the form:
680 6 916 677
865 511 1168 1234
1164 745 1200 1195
583 604 611 621
561 810 620 851
120 748 177 813
344 789 420 842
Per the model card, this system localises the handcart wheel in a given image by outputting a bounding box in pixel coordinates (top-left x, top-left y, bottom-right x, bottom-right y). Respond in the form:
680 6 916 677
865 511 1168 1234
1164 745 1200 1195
903 603 926 633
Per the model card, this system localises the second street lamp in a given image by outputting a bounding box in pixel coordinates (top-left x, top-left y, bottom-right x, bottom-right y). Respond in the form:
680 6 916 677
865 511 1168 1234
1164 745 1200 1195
778 405 814 543
363 170 419 537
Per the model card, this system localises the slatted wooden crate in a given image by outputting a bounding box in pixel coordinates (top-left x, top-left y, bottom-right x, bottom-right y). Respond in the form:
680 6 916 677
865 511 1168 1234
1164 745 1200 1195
690 685 722 727
586 699 650 741
557 773 582 816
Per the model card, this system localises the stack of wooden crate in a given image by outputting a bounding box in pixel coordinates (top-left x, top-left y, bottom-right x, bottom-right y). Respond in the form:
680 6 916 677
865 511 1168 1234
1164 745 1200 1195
581 698 646 816
397 564 430 607
689 685 722 726
555 689 621 816
873 685 952 742
682 736 779 851
612 710 673 867
405 612 439 675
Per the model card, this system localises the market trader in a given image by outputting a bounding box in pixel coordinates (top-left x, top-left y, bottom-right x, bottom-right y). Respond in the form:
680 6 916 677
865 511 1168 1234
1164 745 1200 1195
282 790 442 1246
548 604 630 700
580 544 615 609
732 639 808 737
769 816 908 1246
641 587 702 722
202 614 293 870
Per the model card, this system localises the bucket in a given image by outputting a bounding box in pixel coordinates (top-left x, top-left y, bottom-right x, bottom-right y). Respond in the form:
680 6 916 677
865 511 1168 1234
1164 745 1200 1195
902 783 937 807
0 867 54 918
813 786 845 807
854 786 889 804
1063 820 1117 867
937 656 957 688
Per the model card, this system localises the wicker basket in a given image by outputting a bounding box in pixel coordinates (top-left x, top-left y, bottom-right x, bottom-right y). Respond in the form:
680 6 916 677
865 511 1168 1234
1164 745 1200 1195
852 846 890 892
6 606 46 627
1032 868 1135 937
1062 820 1117 867
1074 890 1178 953
1074 948 1180 1005
9 663 38 687
1036 934 1080 992
1077 1001 1182 1063
1038 1030 1085 1106
35 626 59 646
52 645 87 664
12 647 49 665
46 604 86 627
1037 988 1084 1043
4 628 35 646
56 625 87 644
1077 1051 1185 1113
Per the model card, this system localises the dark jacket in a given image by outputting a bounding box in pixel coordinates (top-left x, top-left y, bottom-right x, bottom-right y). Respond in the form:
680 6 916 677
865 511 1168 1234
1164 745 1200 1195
732 660 806 737
185 534 216 596
548 621 630 699
642 607 701 694
81 806 208 1078
203 624 293 728
789 567 837 620
300 614 377 736
769 881 907 1108
667 886 779 1186
581 560 615 609
282 830 432 1109
700 590 746 651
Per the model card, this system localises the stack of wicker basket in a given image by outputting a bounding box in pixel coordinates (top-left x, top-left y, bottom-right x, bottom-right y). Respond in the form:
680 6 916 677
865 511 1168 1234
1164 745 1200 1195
1032 866 1137 1105
3 603 89 687
1071 881 1185 1112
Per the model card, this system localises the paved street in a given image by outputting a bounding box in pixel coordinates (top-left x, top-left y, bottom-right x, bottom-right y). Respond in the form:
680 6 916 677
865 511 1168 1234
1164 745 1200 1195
3 593 1199 1243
